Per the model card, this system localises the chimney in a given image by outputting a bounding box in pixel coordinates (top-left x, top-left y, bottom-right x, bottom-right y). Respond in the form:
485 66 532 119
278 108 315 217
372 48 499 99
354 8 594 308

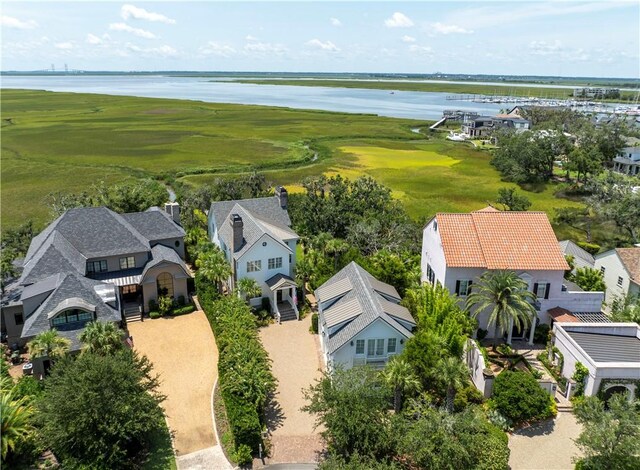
275 186 288 209
230 214 243 253
164 202 181 226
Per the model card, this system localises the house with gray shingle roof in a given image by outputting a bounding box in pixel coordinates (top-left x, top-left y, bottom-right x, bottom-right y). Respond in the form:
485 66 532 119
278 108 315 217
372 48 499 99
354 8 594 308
315 261 416 370
208 187 299 321
1 203 190 371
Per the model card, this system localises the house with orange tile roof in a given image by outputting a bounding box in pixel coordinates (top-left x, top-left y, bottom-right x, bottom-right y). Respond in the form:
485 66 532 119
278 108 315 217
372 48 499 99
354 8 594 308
594 247 640 305
421 207 604 344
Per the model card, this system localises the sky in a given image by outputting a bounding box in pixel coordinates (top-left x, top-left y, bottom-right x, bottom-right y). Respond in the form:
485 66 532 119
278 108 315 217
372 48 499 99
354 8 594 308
2 1 639 77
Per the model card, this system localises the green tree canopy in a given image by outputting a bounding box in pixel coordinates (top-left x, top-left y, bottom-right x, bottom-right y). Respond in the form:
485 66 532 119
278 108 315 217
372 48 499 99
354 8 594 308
573 267 607 292
79 321 124 356
496 187 532 211
27 330 71 362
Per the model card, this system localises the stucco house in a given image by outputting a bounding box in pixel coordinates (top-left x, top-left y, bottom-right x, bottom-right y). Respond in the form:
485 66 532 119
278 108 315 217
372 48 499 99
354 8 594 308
316 262 416 370
208 187 300 321
594 247 640 304
421 207 604 344
553 322 640 400
1 204 189 375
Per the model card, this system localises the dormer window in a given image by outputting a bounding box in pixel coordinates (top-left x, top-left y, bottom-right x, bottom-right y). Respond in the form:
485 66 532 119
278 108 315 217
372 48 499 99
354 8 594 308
87 260 107 273
119 256 135 270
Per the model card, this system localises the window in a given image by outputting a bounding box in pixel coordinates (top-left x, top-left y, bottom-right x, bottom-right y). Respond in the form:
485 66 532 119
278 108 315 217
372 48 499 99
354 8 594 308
119 256 135 270
617 276 624 287
355 339 365 355
247 260 262 272
175 240 180 248
387 338 397 353
534 282 551 299
426 264 436 284
122 285 137 295
433 221 438 231
455 280 473 297
50 309 94 329
600 266 606 275
367 339 376 357
376 339 385 356
14 313 24 325
268 257 283 270
157 272 174 298
86 260 107 273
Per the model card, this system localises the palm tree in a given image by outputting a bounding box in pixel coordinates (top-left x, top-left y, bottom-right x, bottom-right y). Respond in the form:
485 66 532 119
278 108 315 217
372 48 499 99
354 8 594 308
27 329 71 362
1 391 34 460
325 237 350 271
295 256 314 301
79 321 124 356
465 270 537 349
382 356 421 414
196 247 232 295
436 356 469 413
237 277 262 303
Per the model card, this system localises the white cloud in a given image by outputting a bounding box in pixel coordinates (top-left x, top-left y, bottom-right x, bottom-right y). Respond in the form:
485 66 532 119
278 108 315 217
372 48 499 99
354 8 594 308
1 15 38 29
431 22 473 35
401 35 416 43
126 43 177 57
109 23 156 39
305 39 340 52
529 40 562 56
409 44 434 56
54 42 74 50
245 35 259 41
385 12 414 28
330 17 342 27
121 4 175 24
244 42 288 55
200 41 236 57
86 34 103 45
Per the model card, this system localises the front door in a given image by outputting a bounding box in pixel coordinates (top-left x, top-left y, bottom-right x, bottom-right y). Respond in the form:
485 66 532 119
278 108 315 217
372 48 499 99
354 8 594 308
122 285 141 303
277 290 283 303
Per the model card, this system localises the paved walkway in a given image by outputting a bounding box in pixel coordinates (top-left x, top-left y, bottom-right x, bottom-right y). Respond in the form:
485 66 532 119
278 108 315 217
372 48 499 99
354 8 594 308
128 310 228 468
256 315 325 466
509 413 583 469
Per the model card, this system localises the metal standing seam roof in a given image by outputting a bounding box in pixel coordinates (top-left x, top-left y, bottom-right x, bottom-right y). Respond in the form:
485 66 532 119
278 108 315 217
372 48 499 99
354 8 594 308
91 268 143 286
324 298 363 328
316 262 416 354
566 331 640 363
435 209 569 271
559 240 595 267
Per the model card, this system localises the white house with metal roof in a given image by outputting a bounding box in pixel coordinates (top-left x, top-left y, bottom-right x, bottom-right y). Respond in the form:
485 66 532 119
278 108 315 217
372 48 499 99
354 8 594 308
208 187 300 321
553 322 640 400
316 262 416 370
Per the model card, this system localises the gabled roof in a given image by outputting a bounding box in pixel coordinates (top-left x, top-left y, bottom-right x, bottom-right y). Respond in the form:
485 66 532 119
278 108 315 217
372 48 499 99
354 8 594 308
21 272 120 348
316 262 415 354
559 240 595 267
616 248 640 284
209 195 291 231
433 208 569 271
122 208 185 241
218 204 297 259
141 244 190 280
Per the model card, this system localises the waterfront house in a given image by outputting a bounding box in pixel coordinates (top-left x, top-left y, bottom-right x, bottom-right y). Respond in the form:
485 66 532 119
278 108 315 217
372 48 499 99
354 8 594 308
421 207 604 344
208 187 300 321
316 261 416 370
612 147 640 176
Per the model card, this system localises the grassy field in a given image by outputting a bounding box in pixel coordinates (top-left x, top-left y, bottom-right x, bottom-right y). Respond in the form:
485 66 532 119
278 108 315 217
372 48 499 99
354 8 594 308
233 79 639 101
2 89 582 240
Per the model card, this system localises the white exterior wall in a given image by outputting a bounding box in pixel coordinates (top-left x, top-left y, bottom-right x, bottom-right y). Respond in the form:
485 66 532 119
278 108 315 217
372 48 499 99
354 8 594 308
327 318 409 370
421 218 448 285
236 234 293 298
594 251 637 304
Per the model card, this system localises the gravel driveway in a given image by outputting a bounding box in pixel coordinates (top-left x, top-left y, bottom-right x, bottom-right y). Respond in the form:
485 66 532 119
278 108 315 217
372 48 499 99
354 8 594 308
509 412 583 469
257 315 325 466
128 310 219 456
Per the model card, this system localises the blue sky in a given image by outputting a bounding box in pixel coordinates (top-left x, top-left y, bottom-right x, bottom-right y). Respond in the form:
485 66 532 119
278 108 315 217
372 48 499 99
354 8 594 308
2 1 639 77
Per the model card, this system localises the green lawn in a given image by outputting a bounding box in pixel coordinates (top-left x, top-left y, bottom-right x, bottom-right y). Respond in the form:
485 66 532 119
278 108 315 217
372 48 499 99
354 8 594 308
2 89 583 241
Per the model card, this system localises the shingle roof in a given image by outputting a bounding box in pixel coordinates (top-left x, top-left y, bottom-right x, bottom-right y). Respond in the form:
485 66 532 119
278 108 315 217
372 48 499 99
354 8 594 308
218 204 296 259
141 244 190 280
616 248 640 284
209 195 291 231
316 262 415 354
559 240 595 268
122 209 185 242
567 331 640 363
435 209 569 270
21 273 120 348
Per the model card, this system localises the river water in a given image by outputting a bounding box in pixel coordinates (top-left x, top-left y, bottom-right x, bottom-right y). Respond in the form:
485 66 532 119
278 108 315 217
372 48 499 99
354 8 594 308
1 75 513 120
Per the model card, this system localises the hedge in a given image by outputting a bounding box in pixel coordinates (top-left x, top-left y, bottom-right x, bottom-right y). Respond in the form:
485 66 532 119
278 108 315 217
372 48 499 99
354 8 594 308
490 370 556 425
196 274 276 454
171 304 196 316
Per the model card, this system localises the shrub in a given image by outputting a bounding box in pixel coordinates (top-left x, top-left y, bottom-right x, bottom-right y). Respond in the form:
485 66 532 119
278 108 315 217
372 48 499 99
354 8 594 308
486 409 513 432
231 444 253 466
477 328 488 340
177 295 186 306
533 323 550 345
148 299 158 312
310 313 319 334
490 370 556 425
261 297 271 312
572 362 589 396
171 304 196 316
158 296 173 316
149 311 161 319
577 241 600 255
223 392 262 452
454 385 485 411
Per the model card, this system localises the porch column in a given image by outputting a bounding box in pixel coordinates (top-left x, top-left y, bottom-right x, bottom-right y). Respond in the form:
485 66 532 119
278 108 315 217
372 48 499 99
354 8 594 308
506 318 513 344
528 315 536 345
273 291 277 313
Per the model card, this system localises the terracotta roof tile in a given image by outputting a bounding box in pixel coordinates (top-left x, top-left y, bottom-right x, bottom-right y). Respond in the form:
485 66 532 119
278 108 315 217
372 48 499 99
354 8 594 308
548 307 580 322
616 248 640 283
436 210 569 271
